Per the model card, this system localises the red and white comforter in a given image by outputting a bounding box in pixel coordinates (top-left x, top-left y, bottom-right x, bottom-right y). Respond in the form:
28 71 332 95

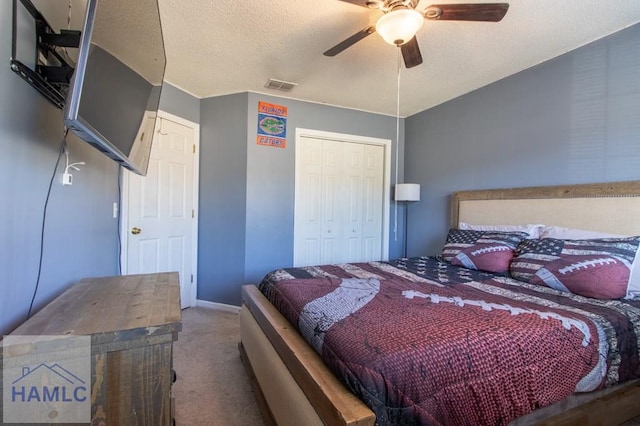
258 257 640 425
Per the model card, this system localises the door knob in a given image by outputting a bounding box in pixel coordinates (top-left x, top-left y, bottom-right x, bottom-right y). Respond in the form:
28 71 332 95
131 227 142 235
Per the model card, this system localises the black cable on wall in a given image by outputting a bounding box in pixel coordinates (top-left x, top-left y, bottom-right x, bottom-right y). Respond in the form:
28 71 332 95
27 128 69 319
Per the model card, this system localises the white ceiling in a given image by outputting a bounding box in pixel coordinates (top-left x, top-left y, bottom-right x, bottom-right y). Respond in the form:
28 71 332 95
158 0 640 117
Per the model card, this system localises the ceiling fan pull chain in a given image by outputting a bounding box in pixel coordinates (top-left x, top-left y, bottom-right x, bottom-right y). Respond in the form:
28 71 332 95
394 46 402 242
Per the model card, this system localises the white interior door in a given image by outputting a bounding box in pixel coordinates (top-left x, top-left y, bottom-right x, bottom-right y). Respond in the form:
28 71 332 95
122 113 199 309
294 132 386 267
362 144 385 260
321 139 344 264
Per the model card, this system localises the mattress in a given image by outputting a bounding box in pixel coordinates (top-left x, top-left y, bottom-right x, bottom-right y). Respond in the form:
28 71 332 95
258 256 640 425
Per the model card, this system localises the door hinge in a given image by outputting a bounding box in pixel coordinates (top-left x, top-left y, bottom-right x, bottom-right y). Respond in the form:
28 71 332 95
193 144 195 154
190 274 193 283
192 209 194 218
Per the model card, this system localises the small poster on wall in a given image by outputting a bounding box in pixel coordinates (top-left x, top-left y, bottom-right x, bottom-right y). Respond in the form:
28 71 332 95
257 101 287 148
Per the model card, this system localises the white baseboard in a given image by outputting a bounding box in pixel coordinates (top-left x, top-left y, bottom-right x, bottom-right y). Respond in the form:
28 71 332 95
195 299 241 314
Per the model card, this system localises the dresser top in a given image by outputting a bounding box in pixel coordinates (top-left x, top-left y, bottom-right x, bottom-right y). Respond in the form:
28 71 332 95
10 272 182 337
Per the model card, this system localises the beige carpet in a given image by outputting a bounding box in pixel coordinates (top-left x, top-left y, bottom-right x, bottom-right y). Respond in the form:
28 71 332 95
172 307 265 426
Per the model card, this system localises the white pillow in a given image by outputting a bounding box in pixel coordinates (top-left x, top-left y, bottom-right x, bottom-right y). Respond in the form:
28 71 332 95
459 222 544 239
540 226 640 300
539 226 625 240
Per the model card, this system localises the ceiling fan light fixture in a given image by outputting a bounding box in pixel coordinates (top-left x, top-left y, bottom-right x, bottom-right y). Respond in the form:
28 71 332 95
375 8 424 46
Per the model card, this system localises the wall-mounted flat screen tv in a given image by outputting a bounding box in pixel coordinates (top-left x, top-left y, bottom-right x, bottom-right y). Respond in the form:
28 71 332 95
63 0 166 176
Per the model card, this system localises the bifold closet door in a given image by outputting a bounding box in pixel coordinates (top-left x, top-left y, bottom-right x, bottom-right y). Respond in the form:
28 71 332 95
294 136 384 267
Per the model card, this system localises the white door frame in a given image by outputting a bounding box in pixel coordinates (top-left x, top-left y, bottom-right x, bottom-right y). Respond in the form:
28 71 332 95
120 110 200 307
294 128 391 262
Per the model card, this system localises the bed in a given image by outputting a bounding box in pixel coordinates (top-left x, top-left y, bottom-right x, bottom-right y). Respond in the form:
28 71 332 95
239 180 640 426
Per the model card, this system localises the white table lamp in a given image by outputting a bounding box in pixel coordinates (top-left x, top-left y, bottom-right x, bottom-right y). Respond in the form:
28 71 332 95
395 183 421 258
395 183 421 202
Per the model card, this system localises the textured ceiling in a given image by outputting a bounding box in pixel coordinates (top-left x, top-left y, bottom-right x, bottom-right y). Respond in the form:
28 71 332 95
44 0 640 118
157 0 640 117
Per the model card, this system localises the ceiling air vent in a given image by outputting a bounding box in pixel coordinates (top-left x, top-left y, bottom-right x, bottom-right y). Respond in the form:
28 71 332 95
264 78 298 92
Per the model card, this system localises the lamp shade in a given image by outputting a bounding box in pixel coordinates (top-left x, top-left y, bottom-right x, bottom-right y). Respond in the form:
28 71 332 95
375 9 424 46
395 183 420 202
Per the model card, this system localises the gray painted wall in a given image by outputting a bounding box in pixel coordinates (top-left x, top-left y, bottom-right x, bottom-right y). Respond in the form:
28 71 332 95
198 92 403 306
9 1 636 320
405 23 640 257
160 83 200 124
1 2 120 335
0 1 198 335
245 93 404 283
199 94 249 304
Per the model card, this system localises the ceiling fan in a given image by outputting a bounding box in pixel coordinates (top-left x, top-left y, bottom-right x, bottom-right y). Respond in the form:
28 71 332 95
324 1 509 68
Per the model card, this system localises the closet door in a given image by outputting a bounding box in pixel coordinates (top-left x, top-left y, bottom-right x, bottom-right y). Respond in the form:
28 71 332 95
320 139 346 264
294 137 322 266
343 141 365 262
294 136 384 267
361 144 384 261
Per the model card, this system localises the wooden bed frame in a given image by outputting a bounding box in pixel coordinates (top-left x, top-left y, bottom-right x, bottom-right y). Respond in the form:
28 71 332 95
239 180 640 426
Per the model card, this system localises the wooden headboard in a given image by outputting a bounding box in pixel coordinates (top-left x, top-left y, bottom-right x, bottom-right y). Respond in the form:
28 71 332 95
451 181 640 236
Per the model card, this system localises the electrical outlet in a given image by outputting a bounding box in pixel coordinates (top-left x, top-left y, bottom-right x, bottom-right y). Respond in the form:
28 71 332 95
113 202 119 219
62 172 73 185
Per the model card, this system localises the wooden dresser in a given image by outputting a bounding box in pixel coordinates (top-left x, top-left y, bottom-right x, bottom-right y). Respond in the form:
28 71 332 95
3 272 182 425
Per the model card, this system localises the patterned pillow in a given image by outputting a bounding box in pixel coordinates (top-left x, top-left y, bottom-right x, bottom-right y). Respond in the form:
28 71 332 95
459 222 544 239
441 229 529 274
510 237 640 299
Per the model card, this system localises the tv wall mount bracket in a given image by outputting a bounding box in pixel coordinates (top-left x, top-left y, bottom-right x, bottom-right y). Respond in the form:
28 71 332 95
10 0 81 109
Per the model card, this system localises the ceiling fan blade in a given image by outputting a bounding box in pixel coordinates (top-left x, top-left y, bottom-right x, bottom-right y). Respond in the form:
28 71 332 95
401 37 423 69
337 0 372 7
323 26 376 57
424 3 509 22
